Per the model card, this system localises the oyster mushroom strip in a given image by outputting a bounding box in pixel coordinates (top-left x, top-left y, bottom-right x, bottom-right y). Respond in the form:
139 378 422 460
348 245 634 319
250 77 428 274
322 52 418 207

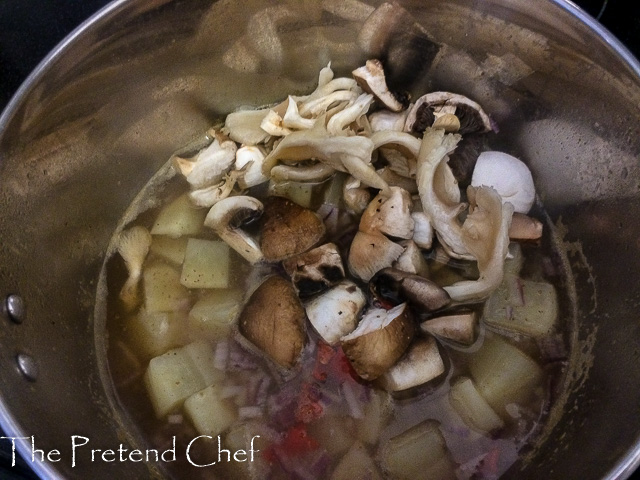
416 127 471 259
204 196 264 264
262 121 389 192
117 225 152 311
405 91 494 136
305 280 367 345
173 131 237 189
341 303 415 381
443 186 514 302
238 275 306 369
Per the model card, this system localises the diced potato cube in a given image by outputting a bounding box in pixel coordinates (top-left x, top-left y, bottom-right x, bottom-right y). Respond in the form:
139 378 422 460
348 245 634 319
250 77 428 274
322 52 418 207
223 422 272 479
184 385 238 437
149 235 189 265
188 289 243 341
150 194 207 237
355 389 391 445
379 419 456 480
181 239 230 289
129 309 188 359
308 415 355 457
331 441 382 480
144 341 222 417
143 262 190 313
484 274 558 337
449 376 504 434
269 180 314 208
468 334 544 416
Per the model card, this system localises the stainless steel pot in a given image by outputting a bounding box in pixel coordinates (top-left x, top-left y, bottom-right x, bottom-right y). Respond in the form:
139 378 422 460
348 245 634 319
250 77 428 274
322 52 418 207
1 0 640 478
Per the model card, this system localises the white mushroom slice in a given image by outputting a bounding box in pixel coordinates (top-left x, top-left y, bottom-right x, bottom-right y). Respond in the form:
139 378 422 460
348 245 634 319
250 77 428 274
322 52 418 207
470 151 536 214
239 276 306 368
420 311 478 345
188 170 242 208
204 196 264 264
416 128 470 259
369 109 409 132
341 303 414 380
282 96 316 130
260 109 292 137
393 240 429 277
282 242 345 297
271 163 336 183
298 90 360 117
352 59 405 112
405 92 493 135
343 176 371 214
301 76 360 104
348 230 404 281
359 186 414 239
509 213 543 240
223 109 270 145
326 93 375 135
370 130 422 158
411 211 433 249
443 186 513 302
382 337 445 391
305 281 366 345
117 226 152 311
185 136 238 189
235 146 269 189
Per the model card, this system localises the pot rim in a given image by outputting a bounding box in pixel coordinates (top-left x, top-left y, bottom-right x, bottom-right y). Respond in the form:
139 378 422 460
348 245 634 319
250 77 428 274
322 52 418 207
0 0 639 479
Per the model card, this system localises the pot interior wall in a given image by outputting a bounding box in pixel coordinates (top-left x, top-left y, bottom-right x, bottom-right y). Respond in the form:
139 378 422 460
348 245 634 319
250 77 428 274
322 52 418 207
1 0 639 478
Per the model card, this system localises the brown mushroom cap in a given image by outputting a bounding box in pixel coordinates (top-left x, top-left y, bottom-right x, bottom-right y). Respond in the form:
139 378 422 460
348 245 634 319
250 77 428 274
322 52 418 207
260 196 326 261
238 275 306 368
348 231 405 282
282 242 345 297
341 303 414 380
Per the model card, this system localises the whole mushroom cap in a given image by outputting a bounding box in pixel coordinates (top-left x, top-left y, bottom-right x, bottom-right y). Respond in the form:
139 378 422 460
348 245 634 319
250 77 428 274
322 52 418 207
470 151 536 214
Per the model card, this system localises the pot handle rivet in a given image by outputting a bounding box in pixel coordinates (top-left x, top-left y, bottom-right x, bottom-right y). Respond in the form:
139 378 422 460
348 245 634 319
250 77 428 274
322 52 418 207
16 354 38 382
4 294 25 324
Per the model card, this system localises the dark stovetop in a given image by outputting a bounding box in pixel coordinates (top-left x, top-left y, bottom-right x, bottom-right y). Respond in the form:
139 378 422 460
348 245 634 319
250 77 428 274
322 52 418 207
0 0 639 479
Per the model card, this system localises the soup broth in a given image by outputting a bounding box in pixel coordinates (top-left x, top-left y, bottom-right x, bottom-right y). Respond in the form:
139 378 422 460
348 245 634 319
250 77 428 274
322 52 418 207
101 58 571 480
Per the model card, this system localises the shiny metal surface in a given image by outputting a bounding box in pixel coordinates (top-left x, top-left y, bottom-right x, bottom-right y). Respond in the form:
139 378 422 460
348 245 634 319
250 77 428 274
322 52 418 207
0 0 640 479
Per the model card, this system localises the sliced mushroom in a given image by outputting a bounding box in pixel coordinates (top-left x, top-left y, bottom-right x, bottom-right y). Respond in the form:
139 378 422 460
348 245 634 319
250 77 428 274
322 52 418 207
341 303 414 380
204 196 264 264
327 93 375 135
359 186 414 240
260 196 326 261
369 109 409 132
370 267 450 312
305 281 367 345
223 109 270 145
282 242 345 297
238 275 306 368
376 167 419 194
509 213 543 240
405 92 493 136
352 59 406 112
420 311 477 345
382 337 445 391
348 231 404 282
411 211 433 250
117 226 152 311
470 151 536 214
343 176 371 214
235 146 269 189
393 240 429 277
270 162 336 183
183 134 238 189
